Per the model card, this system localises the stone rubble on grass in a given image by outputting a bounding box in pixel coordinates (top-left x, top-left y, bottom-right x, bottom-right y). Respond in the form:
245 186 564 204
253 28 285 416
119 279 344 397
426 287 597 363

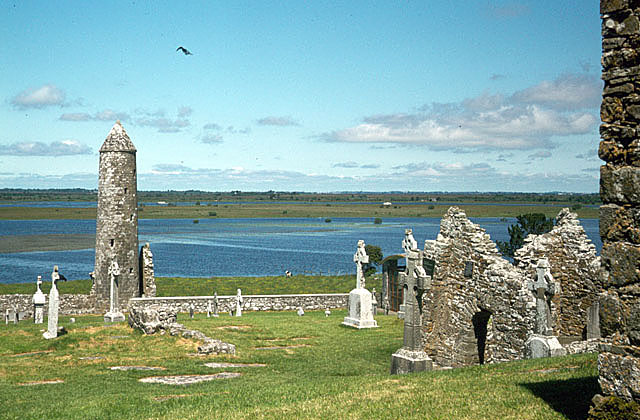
128 304 236 355
138 372 241 385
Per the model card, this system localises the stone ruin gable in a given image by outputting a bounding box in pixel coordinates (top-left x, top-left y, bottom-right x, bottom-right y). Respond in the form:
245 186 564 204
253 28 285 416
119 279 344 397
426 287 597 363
591 0 640 411
94 121 140 309
514 208 602 339
422 207 535 368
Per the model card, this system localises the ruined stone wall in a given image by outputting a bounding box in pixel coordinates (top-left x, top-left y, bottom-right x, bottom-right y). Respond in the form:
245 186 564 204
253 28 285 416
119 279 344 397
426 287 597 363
596 0 640 405
129 293 348 314
0 294 98 318
422 207 536 368
94 122 139 308
514 208 601 338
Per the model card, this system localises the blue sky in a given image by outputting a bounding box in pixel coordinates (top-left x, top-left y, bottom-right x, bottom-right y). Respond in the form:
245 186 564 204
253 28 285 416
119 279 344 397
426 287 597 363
0 1 602 192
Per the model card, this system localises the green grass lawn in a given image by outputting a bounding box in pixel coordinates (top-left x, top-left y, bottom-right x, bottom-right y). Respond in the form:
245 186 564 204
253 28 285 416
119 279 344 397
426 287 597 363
0 274 379 296
0 310 598 420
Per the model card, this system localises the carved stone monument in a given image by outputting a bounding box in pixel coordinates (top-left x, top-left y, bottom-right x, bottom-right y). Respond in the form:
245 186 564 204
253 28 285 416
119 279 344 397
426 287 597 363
43 266 61 339
104 260 125 323
32 275 46 324
235 289 243 317
342 240 378 329
391 232 433 374
525 258 566 358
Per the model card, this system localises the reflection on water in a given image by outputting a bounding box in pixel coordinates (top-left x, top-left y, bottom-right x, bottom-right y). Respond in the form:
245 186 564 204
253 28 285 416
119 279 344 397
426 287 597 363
0 217 601 284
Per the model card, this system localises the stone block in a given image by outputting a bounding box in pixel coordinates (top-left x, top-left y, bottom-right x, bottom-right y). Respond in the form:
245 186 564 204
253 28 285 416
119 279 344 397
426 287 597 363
525 334 567 359
600 165 640 204
601 242 640 286
627 300 640 345
600 292 625 337
600 204 640 243
342 288 378 329
601 0 629 14
390 348 433 375
601 96 625 123
598 350 640 400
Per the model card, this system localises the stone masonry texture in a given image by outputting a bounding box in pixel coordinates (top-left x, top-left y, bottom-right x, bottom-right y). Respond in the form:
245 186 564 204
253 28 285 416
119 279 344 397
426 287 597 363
514 208 602 339
94 121 140 309
594 0 640 411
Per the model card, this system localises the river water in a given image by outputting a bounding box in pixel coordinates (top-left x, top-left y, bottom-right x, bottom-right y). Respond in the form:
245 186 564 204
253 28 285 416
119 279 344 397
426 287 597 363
0 217 601 284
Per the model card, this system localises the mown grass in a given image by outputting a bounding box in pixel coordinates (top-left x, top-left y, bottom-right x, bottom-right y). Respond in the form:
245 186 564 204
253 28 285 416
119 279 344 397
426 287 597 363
0 202 599 220
0 275 380 296
0 311 598 419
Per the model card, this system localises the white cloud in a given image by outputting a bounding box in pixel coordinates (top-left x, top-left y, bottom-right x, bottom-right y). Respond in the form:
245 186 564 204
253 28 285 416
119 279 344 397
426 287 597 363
323 73 599 151
202 133 223 144
257 116 300 127
11 84 65 109
0 140 92 156
60 109 130 122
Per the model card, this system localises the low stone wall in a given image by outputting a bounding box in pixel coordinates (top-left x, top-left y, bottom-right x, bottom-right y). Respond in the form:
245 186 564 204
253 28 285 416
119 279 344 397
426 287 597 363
1 294 98 319
128 293 349 314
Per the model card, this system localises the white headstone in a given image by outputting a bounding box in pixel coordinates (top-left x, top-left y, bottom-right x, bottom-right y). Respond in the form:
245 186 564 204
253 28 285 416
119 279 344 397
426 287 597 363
33 275 46 324
43 266 60 339
235 289 243 317
104 260 125 323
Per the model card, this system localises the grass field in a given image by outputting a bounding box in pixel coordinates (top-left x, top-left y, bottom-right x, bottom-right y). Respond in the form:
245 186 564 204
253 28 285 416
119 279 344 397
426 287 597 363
0 310 598 420
0 275 373 296
0 202 599 220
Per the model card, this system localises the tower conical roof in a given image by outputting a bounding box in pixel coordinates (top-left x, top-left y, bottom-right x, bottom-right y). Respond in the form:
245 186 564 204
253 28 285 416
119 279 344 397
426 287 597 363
100 121 136 153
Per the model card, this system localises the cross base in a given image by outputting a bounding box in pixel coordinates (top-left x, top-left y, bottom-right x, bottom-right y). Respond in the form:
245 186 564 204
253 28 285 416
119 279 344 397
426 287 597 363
104 311 125 323
390 348 433 375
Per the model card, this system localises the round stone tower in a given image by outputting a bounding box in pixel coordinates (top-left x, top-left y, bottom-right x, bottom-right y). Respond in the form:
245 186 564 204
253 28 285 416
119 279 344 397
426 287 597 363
94 121 140 308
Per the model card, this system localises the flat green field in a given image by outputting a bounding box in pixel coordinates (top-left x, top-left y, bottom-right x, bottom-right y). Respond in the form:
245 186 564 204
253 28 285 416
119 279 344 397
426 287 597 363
0 311 598 420
0 202 599 220
0 275 370 296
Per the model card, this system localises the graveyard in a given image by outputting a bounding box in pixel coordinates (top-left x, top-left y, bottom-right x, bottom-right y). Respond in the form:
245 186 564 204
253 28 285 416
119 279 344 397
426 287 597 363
0 309 599 420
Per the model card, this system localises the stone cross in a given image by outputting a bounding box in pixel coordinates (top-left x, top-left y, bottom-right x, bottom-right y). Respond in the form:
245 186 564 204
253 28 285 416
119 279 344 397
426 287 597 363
391 235 433 374
189 303 195 318
235 289 243 317
353 239 369 289
398 249 430 351
33 275 46 324
44 266 61 339
530 258 557 335
104 260 125 323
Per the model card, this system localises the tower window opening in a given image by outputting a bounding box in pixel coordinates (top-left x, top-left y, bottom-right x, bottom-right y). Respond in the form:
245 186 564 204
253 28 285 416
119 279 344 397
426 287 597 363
129 268 133 274
124 187 128 194
110 239 115 247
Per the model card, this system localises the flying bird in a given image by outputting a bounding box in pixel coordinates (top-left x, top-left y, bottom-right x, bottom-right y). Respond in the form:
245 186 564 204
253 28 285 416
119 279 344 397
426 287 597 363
176 46 193 55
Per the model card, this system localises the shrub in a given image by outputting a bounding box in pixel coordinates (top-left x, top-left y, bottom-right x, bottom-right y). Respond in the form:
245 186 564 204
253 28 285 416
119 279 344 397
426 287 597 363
374 218 382 225
193 219 199 224
325 218 332 223
208 212 217 217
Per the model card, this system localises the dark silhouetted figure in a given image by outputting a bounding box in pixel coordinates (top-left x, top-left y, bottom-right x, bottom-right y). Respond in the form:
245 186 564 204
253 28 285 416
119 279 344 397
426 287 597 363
176 46 193 55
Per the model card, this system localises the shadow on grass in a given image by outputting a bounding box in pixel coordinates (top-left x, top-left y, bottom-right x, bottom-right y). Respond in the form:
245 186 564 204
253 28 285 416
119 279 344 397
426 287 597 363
519 376 599 420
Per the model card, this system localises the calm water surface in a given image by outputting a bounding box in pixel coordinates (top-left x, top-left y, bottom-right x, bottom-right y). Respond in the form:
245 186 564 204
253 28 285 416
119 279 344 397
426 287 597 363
0 217 600 284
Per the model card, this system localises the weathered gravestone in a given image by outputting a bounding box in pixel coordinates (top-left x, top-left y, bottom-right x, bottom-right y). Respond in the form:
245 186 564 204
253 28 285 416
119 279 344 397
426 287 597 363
33 275 46 324
342 240 378 329
43 266 62 339
525 258 566 358
104 260 125 323
391 232 433 374
5 308 16 324
189 303 195 319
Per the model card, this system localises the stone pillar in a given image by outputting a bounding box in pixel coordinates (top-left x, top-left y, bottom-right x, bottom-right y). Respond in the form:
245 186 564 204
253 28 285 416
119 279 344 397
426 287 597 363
592 1 640 414
32 275 45 324
104 260 125 323
391 233 433 374
235 289 243 317
94 121 139 310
